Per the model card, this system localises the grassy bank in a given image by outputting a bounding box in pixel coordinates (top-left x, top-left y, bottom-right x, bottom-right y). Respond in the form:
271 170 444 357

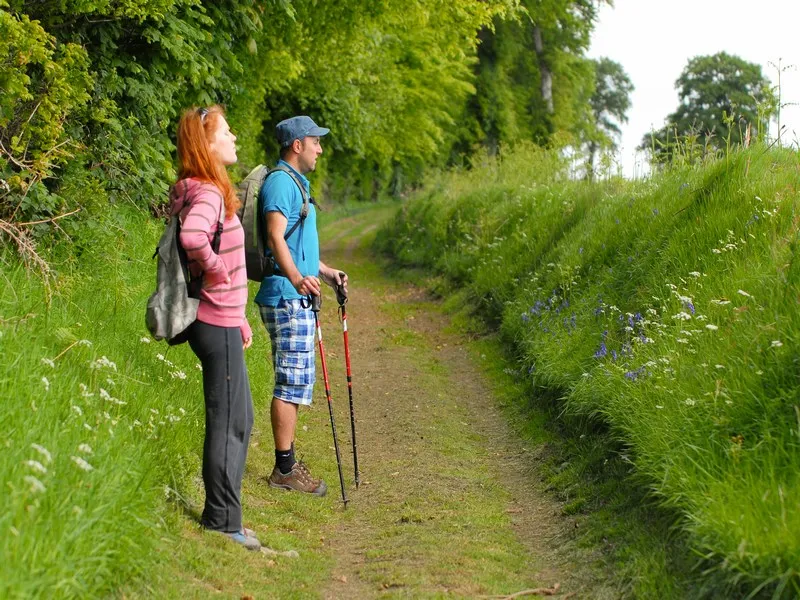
377 144 800 597
0 207 221 597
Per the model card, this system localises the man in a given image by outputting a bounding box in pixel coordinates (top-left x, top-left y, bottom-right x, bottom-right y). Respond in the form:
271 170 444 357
255 115 348 496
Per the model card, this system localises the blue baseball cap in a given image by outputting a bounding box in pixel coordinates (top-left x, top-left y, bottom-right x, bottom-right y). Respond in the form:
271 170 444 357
275 116 330 148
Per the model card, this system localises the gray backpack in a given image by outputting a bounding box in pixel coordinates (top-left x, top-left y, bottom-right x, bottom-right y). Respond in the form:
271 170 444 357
237 164 311 282
145 196 223 345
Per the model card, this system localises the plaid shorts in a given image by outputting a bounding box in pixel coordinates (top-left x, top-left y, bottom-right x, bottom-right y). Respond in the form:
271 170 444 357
259 298 316 405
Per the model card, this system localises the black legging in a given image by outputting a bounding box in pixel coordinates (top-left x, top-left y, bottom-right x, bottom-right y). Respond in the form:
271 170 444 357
188 320 253 533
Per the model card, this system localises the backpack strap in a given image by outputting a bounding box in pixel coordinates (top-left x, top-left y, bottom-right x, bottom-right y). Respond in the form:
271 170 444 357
265 165 313 242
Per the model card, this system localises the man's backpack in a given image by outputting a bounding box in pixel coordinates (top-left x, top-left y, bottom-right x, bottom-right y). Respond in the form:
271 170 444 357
145 197 223 345
237 164 311 282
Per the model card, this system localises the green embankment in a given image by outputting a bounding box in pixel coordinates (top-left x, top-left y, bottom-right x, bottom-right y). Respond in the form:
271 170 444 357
0 209 229 598
378 145 800 597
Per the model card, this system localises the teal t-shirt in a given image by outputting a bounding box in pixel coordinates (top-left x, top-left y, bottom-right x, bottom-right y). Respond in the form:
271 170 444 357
254 160 319 307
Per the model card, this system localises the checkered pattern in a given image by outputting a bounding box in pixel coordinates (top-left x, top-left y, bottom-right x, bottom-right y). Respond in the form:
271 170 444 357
259 299 316 405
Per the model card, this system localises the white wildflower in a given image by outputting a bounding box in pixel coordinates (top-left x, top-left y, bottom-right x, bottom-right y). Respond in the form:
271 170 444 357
170 370 187 380
70 456 94 472
105 378 115 388
737 290 752 298
688 272 702 278
771 340 783 348
695 315 708 321
715 364 726 370
99 388 111 401
676 338 689 344
77 339 92 347
140 337 151 344
756 370 764 376
705 324 719 331
77 444 93 455
178 407 186 415
30 443 52 464
90 356 117 371
41 377 50 392
83 423 93 431
156 353 165 361
25 460 47 474
40 358 55 368
195 364 203 371
673 312 692 321
24 475 46 494
656 405 664 409
71 404 83 416
79 383 94 398
684 398 696 406
712 249 722 254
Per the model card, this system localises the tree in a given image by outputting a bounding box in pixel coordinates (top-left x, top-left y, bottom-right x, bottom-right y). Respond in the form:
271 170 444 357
583 57 633 179
640 52 776 164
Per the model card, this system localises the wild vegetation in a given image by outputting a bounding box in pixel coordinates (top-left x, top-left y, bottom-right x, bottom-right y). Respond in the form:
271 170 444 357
378 142 800 597
3 1 794 597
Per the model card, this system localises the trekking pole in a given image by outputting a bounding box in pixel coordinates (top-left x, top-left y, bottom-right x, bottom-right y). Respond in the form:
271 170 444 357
335 276 359 489
310 293 348 508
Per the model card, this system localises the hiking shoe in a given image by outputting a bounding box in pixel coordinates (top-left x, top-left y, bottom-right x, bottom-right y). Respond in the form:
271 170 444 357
225 529 261 551
268 462 327 496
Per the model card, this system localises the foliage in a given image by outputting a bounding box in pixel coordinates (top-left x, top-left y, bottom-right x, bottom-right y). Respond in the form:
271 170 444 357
378 143 800 597
585 57 633 179
641 52 777 164
460 0 605 156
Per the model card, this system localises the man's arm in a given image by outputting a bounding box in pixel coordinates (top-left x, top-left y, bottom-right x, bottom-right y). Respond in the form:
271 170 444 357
266 210 321 296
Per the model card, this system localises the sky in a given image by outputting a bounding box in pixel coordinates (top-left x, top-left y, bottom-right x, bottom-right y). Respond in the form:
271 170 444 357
587 0 800 178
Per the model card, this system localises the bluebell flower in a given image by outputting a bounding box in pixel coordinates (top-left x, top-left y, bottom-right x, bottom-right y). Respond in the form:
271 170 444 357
684 301 695 314
652 208 659 216
522 313 530 323
611 349 618 361
594 342 608 358
579 247 584 254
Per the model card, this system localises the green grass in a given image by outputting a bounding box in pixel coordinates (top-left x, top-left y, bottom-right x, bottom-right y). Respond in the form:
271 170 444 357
0 208 208 598
377 143 800 597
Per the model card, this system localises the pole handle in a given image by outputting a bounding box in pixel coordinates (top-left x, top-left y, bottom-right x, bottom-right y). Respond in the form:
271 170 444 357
308 293 321 312
335 271 348 306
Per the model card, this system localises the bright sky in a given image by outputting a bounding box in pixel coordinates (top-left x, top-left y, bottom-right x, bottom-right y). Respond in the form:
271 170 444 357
588 0 800 178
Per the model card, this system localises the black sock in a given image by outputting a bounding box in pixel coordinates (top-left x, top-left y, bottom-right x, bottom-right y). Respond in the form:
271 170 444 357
275 447 295 475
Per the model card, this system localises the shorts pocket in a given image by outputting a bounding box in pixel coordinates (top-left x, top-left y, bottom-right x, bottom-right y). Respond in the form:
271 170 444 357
276 352 316 385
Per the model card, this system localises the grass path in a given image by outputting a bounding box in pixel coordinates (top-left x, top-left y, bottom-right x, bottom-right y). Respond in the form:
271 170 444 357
128 205 616 599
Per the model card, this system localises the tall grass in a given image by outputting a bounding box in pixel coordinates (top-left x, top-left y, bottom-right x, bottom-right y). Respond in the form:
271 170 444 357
378 143 800 596
0 207 212 598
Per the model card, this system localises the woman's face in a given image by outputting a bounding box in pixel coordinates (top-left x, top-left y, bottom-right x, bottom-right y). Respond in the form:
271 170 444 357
208 115 238 166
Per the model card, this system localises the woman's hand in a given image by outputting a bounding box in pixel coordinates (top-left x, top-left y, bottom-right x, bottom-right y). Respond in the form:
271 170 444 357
243 336 253 350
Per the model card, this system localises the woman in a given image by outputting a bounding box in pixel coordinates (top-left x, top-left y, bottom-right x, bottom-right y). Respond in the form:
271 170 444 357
172 105 259 551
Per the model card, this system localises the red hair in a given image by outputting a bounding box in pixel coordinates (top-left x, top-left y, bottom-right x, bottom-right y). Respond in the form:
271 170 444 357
176 105 240 218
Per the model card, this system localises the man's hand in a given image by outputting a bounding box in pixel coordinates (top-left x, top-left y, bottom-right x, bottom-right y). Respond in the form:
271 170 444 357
292 274 321 296
319 264 348 290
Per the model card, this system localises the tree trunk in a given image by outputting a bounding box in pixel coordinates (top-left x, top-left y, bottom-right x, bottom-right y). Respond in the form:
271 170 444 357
532 25 554 114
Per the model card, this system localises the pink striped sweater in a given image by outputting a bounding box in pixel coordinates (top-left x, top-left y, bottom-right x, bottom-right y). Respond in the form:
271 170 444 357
171 178 252 342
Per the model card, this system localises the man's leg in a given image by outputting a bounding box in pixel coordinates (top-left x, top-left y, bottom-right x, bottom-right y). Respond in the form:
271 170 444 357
271 396 298 474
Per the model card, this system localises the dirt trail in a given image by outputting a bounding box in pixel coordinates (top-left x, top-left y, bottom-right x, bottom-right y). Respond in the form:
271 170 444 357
314 213 615 599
